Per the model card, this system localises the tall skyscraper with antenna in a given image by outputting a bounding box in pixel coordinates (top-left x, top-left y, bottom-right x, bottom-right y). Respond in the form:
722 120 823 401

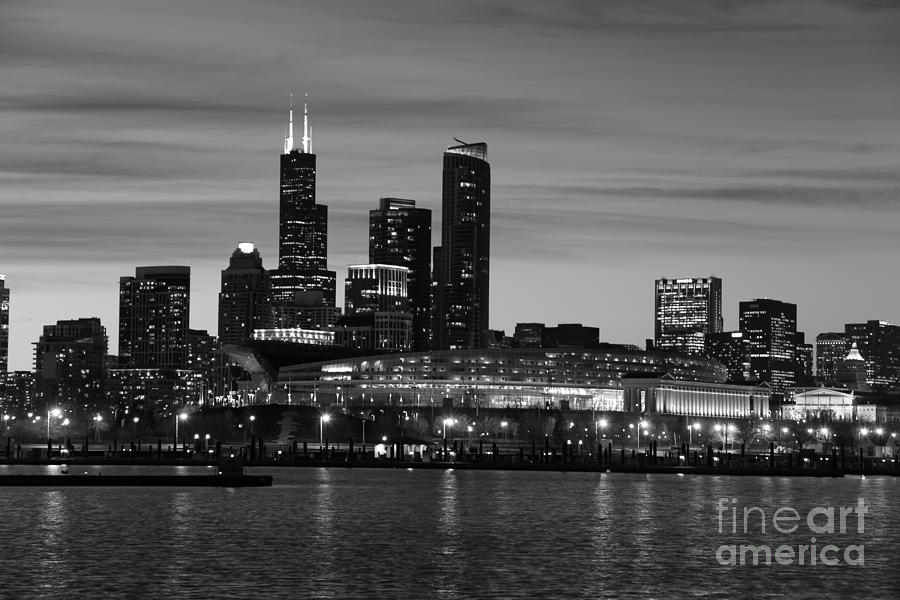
0 275 9 373
270 94 336 308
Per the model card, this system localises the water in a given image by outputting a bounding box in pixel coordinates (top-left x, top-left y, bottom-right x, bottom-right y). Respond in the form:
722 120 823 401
0 466 897 598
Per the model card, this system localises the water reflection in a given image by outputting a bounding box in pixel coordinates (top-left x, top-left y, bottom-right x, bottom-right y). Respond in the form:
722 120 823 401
434 469 460 599
36 491 70 595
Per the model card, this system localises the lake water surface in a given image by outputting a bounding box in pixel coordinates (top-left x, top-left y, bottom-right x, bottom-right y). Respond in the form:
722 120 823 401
0 465 897 598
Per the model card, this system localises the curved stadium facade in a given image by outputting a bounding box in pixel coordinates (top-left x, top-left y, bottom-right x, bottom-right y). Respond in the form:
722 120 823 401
273 347 729 412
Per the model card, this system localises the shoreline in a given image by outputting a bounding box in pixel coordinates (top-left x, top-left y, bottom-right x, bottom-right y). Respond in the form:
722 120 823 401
0 457 886 477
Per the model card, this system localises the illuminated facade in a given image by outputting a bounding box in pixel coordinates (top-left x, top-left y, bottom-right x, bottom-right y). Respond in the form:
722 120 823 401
344 264 409 314
782 388 877 422
218 242 272 346
118 266 191 369
0 274 8 373
654 277 723 355
622 374 771 418
434 141 491 350
274 347 728 411
334 312 412 353
270 96 336 306
369 198 432 351
253 328 335 345
739 298 798 394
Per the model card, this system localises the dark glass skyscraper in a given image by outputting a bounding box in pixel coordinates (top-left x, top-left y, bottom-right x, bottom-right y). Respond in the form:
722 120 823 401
0 275 8 373
218 242 272 346
739 298 797 394
654 277 723 355
434 141 491 350
815 332 846 384
270 96 336 307
844 320 900 389
118 266 190 369
369 198 431 350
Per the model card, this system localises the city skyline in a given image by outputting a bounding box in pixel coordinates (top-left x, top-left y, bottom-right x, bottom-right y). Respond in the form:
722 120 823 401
2 0 900 370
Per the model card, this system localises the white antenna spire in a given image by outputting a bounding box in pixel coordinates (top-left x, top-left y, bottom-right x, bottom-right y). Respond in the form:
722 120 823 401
302 92 311 153
283 93 294 153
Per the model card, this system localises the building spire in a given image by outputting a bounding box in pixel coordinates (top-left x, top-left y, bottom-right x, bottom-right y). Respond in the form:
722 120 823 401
301 92 312 153
283 93 295 153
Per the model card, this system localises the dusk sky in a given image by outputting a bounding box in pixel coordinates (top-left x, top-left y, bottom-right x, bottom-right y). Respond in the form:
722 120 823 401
1 0 899 370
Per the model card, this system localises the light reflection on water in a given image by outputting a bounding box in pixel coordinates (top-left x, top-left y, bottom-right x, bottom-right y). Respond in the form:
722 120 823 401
0 468 897 599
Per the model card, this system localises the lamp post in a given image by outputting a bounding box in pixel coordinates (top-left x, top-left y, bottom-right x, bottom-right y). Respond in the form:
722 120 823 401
93 414 103 443
133 416 139 440
597 418 608 440
175 413 187 454
442 418 455 442
637 420 648 451
500 420 508 441
320 414 330 446
47 408 61 442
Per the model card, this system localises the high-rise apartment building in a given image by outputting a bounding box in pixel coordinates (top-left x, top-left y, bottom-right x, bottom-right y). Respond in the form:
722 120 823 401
739 298 797 394
118 266 190 369
844 320 900 389
654 277 723 355
434 141 490 350
34 318 107 411
270 96 336 307
218 242 272 346
369 198 431 350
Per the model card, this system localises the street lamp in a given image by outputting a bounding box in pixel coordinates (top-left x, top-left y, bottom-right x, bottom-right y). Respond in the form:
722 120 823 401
442 418 455 441
320 414 330 446
249 415 256 437
500 420 508 440
638 420 648 451
175 413 187 452
133 416 139 440
47 408 61 441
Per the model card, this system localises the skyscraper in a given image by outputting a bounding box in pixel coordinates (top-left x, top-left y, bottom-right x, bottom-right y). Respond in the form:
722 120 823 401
118 266 191 369
739 298 797 394
815 332 846 384
705 331 751 383
338 264 412 352
0 275 8 373
434 140 491 350
844 320 900 389
654 277 723 355
369 198 431 350
218 242 272 346
270 95 336 307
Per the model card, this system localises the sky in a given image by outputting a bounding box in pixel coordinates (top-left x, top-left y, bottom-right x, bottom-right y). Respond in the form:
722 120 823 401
1 0 899 371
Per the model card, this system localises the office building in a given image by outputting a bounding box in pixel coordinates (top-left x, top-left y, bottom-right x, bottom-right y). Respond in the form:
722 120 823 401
218 242 272 346
344 264 409 315
844 320 900 389
739 298 798 394
369 198 432 351
514 323 545 348
705 331 752 384
654 277 723 355
815 332 846 384
434 141 491 350
119 266 191 369
270 96 336 307
794 332 814 387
